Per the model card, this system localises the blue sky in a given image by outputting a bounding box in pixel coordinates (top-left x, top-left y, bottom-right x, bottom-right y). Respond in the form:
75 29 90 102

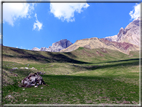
2 2 141 50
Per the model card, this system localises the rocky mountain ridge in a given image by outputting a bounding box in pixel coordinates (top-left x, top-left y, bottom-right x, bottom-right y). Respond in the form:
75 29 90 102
32 39 73 52
104 17 141 47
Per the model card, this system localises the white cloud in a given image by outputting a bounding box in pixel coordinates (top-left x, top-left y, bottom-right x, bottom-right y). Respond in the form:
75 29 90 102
50 3 89 22
129 3 141 20
33 13 43 31
3 3 35 26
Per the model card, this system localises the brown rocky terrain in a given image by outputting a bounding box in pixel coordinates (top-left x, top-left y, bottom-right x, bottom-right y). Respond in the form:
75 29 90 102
99 38 139 54
60 37 139 54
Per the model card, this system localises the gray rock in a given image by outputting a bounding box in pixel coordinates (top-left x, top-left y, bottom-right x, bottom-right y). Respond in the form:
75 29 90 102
25 67 28 69
30 67 37 70
12 67 18 70
104 17 141 47
20 67 24 69
20 72 46 87
32 39 73 52
40 47 49 51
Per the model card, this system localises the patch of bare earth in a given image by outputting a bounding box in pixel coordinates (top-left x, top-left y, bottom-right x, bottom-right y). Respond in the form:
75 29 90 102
96 51 103 57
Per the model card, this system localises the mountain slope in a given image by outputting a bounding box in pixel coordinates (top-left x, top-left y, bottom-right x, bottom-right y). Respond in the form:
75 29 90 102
32 39 73 52
99 38 139 54
61 37 120 52
60 37 139 54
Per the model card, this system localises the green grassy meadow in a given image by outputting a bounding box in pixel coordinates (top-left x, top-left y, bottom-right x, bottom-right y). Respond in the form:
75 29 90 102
2 46 140 104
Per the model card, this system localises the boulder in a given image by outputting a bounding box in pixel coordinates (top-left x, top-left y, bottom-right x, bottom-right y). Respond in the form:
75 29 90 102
19 72 46 87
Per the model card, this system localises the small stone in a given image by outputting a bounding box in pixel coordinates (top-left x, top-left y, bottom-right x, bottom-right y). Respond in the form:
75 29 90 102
25 99 27 101
25 67 28 69
30 67 37 70
41 87 43 89
12 67 18 70
20 67 24 69
23 88 25 90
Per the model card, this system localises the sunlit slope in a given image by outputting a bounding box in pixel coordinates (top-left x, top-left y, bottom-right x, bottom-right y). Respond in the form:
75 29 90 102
61 37 121 52
60 37 139 54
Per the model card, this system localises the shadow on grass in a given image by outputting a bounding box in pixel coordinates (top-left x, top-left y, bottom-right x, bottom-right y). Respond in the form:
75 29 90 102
3 47 90 64
92 58 140 64
71 58 140 70
42 74 108 80
63 52 77 58
42 74 139 102
47 52 90 64
2 74 139 104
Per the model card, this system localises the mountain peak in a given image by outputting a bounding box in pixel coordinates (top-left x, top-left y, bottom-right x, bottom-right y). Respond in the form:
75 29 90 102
32 47 40 51
104 18 140 47
32 39 73 52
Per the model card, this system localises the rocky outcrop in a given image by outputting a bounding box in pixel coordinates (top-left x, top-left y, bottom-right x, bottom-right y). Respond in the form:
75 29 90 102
19 72 46 87
47 39 73 52
104 35 117 42
117 17 141 47
104 17 141 47
32 39 73 52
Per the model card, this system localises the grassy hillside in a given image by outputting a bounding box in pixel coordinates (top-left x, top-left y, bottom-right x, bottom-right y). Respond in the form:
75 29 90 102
2 46 140 104
3 46 139 64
